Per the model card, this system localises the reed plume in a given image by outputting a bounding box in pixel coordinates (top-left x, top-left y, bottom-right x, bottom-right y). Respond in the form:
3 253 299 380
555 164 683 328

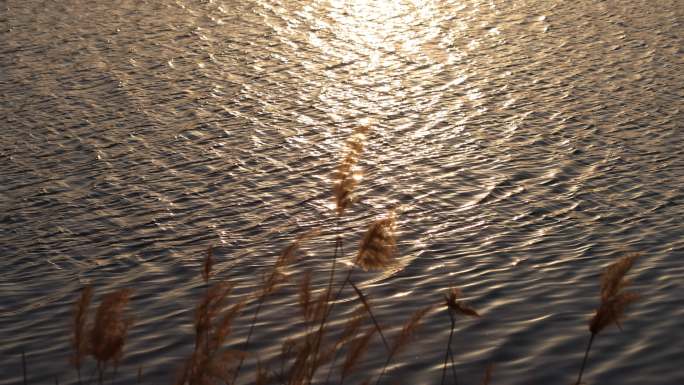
376 305 433 385
355 212 397 271
232 231 316 385
575 253 640 385
71 286 93 384
441 287 480 385
178 282 245 385
89 288 133 384
264 230 317 297
298 271 314 323
444 288 480 319
194 284 232 350
333 126 370 216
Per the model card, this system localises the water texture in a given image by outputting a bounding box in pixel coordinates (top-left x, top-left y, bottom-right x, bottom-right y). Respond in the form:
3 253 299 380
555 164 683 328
1 0 683 384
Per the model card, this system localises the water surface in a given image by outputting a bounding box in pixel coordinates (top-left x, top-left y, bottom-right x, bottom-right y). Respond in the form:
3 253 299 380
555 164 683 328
1 0 683 384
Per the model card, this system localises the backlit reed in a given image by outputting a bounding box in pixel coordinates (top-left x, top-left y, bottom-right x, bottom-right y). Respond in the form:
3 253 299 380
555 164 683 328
333 126 370 216
176 251 246 385
70 287 133 385
375 305 433 385
355 212 397 271
575 253 640 385
230 231 316 385
441 287 480 385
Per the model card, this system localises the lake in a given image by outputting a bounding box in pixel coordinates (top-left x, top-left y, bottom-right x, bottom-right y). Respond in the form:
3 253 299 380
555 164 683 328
1 0 682 384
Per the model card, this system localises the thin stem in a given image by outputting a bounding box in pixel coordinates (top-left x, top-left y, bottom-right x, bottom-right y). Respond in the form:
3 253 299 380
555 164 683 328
576 332 596 385
231 298 265 385
375 353 393 385
326 229 342 304
323 347 340 385
349 281 389 353
441 311 456 385
448 347 458 385
306 222 343 384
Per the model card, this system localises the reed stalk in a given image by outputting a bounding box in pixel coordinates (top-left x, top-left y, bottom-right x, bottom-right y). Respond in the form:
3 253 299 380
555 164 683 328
440 287 480 385
440 311 457 385
575 333 595 385
375 306 432 385
575 253 640 385
231 233 313 385
349 281 389 352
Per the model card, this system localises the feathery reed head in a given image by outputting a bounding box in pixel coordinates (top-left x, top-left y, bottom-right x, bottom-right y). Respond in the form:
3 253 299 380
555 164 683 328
355 212 397 271
390 305 432 358
71 286 93 370
333 127 370 216
298 271 313 322
590 292 639 334
276 229 318 268
589 253 640 334
195 283 232 343
600 253 639 301
89 288 133 366
211 301 245 351
444 287 480 318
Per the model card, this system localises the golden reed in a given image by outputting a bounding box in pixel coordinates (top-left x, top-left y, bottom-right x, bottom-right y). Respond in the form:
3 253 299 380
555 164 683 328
575 253 640 385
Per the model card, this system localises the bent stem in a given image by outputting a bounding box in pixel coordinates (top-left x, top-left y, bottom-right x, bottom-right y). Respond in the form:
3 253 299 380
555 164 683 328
441 311 457 385
230 298 264 385
307 226 343 384
349 281 389 353
576 332 596 385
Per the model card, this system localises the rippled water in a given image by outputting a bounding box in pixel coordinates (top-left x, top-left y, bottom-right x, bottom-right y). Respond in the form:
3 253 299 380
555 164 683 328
1 0 683 384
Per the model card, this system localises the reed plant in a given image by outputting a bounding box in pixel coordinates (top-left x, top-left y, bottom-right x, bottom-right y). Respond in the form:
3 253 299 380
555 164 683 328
69 286 133 385
54 127 648 385
441 288 480 385
575 253 640 385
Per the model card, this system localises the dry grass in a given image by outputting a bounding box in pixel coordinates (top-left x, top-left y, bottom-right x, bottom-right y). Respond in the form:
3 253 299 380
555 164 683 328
444 287 480 319
355 213 397 271
56 129 648 385
176 279 246 385
69 287 133 384
590 253 640 334
576 253 640 385
441 287 481 385
60 233 646 385
333 127 370 216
